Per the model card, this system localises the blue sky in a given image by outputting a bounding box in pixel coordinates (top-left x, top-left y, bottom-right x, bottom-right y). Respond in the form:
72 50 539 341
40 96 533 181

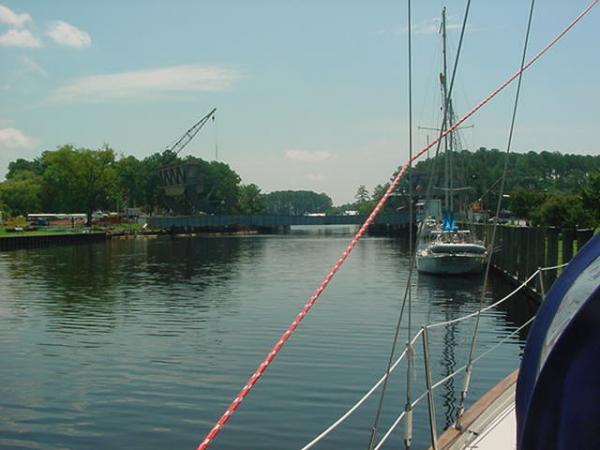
0 0 598 204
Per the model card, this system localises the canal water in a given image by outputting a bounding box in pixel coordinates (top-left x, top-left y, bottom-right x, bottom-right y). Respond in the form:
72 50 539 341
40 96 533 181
0 228 534 450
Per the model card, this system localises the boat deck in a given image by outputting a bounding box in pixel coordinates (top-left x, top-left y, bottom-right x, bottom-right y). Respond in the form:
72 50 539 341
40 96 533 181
434 370 517 450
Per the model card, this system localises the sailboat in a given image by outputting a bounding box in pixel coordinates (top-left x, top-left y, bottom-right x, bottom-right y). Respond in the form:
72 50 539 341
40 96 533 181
416 8 487 276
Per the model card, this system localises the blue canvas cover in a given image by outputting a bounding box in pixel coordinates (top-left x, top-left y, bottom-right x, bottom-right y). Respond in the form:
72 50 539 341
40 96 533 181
516 233 600 450
442 212 457 232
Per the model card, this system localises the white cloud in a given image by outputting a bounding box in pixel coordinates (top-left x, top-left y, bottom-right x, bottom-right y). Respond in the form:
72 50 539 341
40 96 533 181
19 55 47 76
47 20 91 48
284 149 333 163
48 65 240 104
0 4 31 28
400 17 462 35
0 29 41 47
0 128 35 149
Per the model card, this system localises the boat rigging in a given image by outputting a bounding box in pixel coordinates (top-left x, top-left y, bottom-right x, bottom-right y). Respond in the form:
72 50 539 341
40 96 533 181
415 7 487 276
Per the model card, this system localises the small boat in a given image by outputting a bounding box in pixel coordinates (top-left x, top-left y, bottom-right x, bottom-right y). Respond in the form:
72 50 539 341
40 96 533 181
416 214 486 275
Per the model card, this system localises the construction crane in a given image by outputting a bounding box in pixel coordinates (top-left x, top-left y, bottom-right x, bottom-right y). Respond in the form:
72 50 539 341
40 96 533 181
164 107 216 157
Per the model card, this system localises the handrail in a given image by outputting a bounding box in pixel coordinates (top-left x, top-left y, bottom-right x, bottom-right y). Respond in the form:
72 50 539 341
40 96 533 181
370 315 535 450
540 262 568 271
373 411 407 450
299 262 558 449
299 329 423 450
426 268 540 330
432 316 535 391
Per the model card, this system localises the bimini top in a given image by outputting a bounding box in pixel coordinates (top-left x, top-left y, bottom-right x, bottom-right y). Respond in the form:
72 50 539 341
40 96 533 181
516 233 600 450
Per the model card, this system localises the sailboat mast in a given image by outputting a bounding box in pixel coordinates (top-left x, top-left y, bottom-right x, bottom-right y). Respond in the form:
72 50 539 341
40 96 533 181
441 7 450 212
449 100 455 213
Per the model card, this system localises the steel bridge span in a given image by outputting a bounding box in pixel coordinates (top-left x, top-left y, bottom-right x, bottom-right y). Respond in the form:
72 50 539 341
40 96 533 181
148 212 410 231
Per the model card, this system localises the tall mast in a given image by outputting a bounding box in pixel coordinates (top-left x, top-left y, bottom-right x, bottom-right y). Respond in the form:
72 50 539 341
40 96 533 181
449 98 455 213
441 7 450 212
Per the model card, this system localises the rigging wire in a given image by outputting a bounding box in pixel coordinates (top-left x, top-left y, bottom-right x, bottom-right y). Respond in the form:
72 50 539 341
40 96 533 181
194 2 598 448
367 0 415 446
419 0 472 232
405 0 415 445
457 0 537 425
367 2 472 448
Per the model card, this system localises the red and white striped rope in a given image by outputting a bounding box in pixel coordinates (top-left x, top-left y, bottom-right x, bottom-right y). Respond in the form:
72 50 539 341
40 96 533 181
196 2 598 448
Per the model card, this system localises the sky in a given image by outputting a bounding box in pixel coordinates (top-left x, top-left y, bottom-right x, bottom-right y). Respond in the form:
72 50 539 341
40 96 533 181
0 0 598 204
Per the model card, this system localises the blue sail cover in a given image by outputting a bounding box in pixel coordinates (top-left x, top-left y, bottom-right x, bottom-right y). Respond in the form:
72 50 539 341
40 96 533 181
442 212 457 231
516 233 600 450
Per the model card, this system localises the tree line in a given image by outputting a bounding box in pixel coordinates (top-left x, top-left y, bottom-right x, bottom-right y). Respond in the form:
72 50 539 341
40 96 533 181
1 145 598 228
337 147 600 229
0 145 334 224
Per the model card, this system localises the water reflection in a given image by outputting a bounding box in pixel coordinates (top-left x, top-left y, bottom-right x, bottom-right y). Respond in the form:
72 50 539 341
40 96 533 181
415 270 534 429
0 236 266 335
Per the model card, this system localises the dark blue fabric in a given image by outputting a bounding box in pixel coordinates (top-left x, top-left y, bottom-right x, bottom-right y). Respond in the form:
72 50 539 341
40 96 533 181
516 233 600 450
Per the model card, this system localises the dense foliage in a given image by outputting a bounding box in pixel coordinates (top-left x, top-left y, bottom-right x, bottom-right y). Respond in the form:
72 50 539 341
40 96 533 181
400 147 600 204
264 190 332 215
0 145 262 222
0 146 598 229
341 148 600 229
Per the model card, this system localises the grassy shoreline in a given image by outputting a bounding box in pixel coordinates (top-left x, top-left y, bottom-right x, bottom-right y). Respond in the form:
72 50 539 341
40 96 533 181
0 223 144 238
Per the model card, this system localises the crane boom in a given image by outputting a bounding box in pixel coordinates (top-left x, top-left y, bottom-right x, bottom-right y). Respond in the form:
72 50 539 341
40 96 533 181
166 108 216 156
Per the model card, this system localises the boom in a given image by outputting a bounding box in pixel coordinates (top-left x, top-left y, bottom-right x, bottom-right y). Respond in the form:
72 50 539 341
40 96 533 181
165 108 216 156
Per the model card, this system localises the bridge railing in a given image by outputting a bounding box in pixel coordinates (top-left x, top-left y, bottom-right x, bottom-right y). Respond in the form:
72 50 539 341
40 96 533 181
148 212 411 229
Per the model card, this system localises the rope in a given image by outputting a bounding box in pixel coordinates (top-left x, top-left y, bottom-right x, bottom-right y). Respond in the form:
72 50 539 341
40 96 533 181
195 3 598 447
458 0 536 421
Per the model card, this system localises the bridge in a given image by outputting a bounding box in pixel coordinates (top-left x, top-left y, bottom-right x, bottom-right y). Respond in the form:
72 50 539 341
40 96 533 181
148 212 410 231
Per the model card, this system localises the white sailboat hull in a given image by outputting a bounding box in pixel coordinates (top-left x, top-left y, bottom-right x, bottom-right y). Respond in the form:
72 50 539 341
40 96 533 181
416 252 485 275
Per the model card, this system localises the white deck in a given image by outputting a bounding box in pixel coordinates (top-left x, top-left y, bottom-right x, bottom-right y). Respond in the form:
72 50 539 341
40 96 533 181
438 372 517 450
465 398 515 450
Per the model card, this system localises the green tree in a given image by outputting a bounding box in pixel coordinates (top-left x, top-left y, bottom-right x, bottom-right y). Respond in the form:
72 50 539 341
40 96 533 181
355 185 369 203
41 145 116 224
264 190 332 215
40 145 81 213
509 189 547 219
114 155 145 209
0 171 43 216
180 158 242 214
6 158 44 179
349 185 373 215
531 194 594 229
75 147 116 225
581 170 600 226
140 151 175 214
238 183 266 213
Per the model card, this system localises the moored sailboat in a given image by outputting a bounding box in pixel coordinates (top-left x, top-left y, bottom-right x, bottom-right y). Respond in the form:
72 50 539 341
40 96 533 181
415 8 486 276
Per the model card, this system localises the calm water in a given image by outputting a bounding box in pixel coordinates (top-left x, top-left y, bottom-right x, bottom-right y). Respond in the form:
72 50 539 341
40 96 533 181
0 228 534 450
